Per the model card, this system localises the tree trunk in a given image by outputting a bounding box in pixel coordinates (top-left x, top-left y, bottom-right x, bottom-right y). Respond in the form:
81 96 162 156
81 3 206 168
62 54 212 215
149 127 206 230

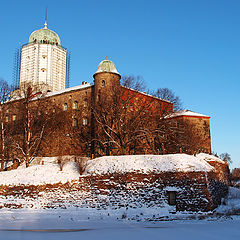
1 122 5 171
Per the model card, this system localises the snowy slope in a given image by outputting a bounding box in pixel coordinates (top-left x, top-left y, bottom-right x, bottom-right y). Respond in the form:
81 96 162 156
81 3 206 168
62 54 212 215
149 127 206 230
0 154 215 186
0 161 80 186
196 153 225 164
85 154 214 175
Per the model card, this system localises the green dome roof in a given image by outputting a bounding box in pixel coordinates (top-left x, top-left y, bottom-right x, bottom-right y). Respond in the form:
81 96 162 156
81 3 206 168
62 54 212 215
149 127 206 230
29 22 61 45
94 59 120 76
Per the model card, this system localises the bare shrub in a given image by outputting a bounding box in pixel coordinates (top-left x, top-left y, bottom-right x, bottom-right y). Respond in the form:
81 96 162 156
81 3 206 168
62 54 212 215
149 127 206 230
57 156 70 171
74 157 88 175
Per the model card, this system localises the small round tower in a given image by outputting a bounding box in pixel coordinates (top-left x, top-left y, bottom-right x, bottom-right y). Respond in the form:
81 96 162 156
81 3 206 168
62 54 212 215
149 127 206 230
93 59 121 102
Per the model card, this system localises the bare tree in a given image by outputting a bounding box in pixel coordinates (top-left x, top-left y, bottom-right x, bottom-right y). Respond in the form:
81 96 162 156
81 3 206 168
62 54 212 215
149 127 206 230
0 79 13 171
121 75 147 92
121 76 182 112
151 88 183 112
219 152 232 165
11 84 55 167
92 81 174 156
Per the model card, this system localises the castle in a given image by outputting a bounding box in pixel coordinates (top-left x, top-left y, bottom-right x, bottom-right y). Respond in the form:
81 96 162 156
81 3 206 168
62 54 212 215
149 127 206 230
0 21 230 213
6 21 211 159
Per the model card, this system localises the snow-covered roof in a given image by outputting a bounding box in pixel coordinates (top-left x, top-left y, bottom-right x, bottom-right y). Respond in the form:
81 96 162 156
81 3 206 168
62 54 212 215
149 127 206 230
85 154 214 175
9 83 92 102
166 109 210 119
45 83 92 98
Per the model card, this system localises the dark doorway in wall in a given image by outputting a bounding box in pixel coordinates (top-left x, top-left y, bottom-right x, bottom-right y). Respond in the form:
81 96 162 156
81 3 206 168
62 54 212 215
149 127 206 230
167 191 176 205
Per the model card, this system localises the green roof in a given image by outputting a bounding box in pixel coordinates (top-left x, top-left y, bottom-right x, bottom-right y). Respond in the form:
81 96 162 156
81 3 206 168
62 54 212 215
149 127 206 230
29 22 61 45
94 59 120 76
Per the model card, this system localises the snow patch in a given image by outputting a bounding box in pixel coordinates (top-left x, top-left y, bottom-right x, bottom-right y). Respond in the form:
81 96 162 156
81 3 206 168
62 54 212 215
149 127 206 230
0 161 80 186
85 154 214 175
196 153 226 164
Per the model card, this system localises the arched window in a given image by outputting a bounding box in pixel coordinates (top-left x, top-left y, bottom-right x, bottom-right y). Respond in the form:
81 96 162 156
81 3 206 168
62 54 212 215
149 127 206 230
73 118 78 127
12 115 16 121
41 68 46 72
73 101 78 109
63 103 68 111
83 117 88 126
83 99 88 107
102 80 105 87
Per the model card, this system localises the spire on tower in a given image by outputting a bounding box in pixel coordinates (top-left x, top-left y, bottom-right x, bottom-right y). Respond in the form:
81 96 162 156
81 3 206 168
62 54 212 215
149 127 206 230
44 7 48 29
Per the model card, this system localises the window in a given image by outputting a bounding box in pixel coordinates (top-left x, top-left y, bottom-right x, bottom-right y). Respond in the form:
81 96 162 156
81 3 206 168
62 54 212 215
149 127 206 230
102 80 105 87
167 191 176 205
63 103 68 111
83 99 88 107
42 55 47 59
5 116 9 122
41 68 46 72
73 101 78 109
12 115 16 121
83 117 88 126
73 118 78 127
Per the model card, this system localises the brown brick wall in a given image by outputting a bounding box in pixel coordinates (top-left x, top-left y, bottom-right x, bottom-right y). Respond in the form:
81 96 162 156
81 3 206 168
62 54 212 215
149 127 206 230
0 171 228 211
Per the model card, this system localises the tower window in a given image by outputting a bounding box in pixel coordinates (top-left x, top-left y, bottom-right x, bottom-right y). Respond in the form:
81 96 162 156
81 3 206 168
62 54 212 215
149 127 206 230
83 117 88 126
12 115 16 121
42 55 47 59
41 68 46 72
5 116 9 123
73 101 78 109
102 80 105 87
73 118 78 127
63 103 68 111
83 99 88 107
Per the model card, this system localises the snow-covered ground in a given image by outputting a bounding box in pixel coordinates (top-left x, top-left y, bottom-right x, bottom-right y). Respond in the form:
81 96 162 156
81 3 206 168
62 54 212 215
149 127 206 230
0 154 239 239
0 154 215 186
85 154 214 175
0 192 240 240
0 160 80 186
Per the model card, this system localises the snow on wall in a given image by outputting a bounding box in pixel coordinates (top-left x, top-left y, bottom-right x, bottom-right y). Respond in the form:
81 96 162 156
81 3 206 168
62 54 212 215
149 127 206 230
196 153 225 164
85 154 214 175
0 161 80 186
0 154 215 186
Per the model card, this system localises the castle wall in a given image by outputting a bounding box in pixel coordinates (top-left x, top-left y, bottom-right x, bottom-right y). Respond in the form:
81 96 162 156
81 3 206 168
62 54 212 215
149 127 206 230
0 171 227 212
165 116 211 154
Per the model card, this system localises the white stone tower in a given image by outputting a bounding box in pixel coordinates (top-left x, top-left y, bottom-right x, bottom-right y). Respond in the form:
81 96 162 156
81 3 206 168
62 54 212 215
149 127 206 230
19 21 67 92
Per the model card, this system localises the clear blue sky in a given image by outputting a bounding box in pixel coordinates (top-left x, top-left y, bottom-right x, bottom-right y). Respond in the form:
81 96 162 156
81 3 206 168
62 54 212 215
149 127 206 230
0 0 239 169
